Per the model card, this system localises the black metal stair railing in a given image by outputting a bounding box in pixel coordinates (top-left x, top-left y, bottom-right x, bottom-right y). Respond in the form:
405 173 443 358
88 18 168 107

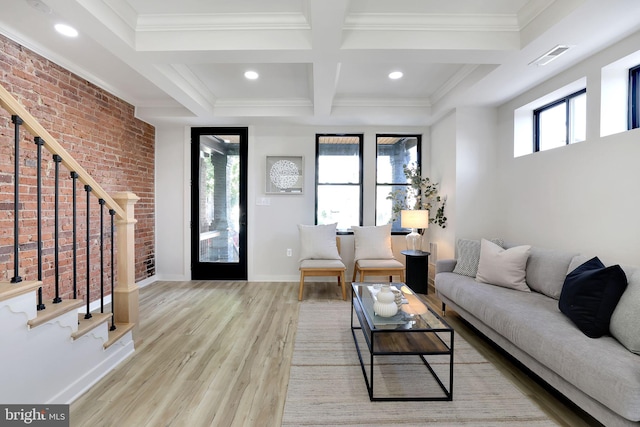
34 137 45 311
11 115 22 284
6 113 117 320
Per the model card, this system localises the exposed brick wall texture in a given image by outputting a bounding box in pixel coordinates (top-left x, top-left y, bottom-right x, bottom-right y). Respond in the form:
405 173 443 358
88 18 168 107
0 34 155 303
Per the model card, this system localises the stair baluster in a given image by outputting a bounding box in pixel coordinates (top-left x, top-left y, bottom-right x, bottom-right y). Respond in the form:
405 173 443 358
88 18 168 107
52 154 62 303
10 115 23 283
109 208 116 331
99 199 105 313
34 137 45 310
71 171 79 299
84 185 93 319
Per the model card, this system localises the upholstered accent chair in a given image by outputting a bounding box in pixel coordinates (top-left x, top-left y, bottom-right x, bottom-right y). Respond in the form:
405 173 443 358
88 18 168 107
351 224 405 283
298 224 347 301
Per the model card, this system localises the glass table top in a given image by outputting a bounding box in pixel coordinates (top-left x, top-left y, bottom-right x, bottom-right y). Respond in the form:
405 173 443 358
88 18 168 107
352 282 452 331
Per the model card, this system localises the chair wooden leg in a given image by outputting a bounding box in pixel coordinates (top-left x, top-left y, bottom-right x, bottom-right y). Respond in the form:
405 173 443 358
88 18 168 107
298 272 305 301
352 266 357 282
339 271 347 300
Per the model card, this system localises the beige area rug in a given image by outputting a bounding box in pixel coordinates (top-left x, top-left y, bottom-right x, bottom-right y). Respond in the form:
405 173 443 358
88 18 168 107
282 300 557 426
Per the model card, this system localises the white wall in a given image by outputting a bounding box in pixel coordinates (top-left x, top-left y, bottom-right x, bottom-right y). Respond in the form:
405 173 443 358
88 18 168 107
428 107 501 261
155 124 427 281
155 125 190 280
455 107 501 242
495 30 640 266
429 112 457 260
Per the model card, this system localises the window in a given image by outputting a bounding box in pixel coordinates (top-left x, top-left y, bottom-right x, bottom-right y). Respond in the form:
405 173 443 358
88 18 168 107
534 89 586 152
629 64 640 129
375 134 421 231
315 134 363 232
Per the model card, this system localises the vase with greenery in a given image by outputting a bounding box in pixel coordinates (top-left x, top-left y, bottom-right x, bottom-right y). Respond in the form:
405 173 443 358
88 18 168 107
387 162 447 228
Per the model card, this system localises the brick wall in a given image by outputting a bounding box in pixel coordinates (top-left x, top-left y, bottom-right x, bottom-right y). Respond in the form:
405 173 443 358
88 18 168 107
0 34 155 302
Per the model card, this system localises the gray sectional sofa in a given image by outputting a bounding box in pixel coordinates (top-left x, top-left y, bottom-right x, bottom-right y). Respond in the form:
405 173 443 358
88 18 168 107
435 240 640 427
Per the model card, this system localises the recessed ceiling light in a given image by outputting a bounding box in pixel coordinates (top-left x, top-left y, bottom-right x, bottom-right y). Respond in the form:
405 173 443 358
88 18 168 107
54 23 78 38
388 71 403 80
244 70 259 80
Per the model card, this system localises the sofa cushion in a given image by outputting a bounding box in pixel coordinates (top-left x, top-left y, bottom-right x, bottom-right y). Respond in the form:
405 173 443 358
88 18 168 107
352 224 394 260
525 247 578 299
559 257 628 338
610 269 640 354
452 237 503 277
476 239 531 292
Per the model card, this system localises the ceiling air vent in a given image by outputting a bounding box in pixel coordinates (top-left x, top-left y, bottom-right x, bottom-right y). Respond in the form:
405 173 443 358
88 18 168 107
529 45 572 66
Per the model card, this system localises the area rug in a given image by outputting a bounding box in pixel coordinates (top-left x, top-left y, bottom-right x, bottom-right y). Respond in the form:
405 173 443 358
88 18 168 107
281 300 557 426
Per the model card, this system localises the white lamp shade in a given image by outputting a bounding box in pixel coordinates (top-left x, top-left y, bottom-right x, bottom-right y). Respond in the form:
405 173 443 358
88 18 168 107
401 209 429 229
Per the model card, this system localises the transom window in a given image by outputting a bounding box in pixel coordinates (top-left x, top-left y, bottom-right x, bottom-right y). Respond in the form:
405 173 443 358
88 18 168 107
315 134 363 232
375 134 421 231
534 89 586 152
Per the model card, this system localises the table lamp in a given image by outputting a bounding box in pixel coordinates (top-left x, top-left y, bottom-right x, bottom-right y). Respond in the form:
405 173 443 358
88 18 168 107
401 209 429 251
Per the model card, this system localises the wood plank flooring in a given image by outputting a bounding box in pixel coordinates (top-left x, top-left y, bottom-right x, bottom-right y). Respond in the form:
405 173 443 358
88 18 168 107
70 280 601 426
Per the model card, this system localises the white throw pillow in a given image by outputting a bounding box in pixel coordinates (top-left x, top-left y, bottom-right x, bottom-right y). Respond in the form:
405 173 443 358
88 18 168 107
352 224 394 261
476 238 531 292
297 223 341 261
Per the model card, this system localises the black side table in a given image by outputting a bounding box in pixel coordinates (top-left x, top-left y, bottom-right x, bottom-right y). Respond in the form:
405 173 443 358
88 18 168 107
401 250 430 294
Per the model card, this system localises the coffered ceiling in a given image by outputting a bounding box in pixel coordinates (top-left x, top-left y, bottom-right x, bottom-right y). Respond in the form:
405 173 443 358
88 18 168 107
1 0 640 127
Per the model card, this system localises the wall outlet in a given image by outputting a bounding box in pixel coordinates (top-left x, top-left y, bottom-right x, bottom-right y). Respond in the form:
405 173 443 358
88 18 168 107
286 248 292 257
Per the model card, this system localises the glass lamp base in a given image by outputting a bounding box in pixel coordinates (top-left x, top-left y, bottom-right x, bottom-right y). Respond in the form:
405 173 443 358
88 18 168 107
406 229 422 251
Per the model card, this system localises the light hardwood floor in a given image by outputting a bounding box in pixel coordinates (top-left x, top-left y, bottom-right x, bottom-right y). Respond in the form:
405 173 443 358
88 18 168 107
70 280 601 426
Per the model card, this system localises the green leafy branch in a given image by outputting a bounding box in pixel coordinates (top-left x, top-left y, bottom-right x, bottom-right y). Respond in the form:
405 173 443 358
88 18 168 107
386 163 448 228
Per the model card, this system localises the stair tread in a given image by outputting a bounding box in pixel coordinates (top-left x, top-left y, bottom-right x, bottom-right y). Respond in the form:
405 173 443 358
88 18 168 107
104 323 135 349
27 299 84 328
72 313 112 340
0 281 43 302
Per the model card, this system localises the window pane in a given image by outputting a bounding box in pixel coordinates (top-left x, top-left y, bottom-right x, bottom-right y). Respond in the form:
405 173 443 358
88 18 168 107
315 135 362 228
376 184 416 230
199 139 240 263
376 136 419 184
375 135 421 227
538 103 566 151
569 93 586 144
317 185 361 231
317 142 360 184
630 65 640 130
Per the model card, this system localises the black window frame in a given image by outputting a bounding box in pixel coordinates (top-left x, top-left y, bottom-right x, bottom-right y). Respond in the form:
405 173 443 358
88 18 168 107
315 133 364 233
533 88 586 152
375 134 422 233
628 64 640 130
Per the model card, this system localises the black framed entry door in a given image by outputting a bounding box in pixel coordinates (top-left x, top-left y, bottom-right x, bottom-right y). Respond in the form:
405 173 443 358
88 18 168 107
191 127 248 280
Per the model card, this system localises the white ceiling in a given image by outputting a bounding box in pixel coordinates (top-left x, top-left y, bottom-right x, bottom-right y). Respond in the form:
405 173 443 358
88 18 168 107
2 0 640 127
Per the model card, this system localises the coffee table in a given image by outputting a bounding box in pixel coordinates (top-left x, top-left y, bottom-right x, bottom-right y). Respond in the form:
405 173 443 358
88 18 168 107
350 282 454 401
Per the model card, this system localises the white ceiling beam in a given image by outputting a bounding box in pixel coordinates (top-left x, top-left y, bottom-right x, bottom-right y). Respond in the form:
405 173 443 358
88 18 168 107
308 0 349 117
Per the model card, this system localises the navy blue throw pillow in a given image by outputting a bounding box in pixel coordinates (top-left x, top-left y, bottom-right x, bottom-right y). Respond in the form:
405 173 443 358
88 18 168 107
559 257 627 338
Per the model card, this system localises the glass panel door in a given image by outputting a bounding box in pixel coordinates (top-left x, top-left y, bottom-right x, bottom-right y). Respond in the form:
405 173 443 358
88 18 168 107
191 127 247 280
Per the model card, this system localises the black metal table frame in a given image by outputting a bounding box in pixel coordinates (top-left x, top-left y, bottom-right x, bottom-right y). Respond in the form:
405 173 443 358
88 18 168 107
350 284 454 402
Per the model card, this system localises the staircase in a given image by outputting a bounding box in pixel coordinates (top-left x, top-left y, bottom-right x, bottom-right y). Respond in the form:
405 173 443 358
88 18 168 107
0 82 140 404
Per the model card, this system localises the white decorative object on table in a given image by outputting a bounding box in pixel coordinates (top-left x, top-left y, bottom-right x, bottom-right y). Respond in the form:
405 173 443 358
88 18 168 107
374 284 398 317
